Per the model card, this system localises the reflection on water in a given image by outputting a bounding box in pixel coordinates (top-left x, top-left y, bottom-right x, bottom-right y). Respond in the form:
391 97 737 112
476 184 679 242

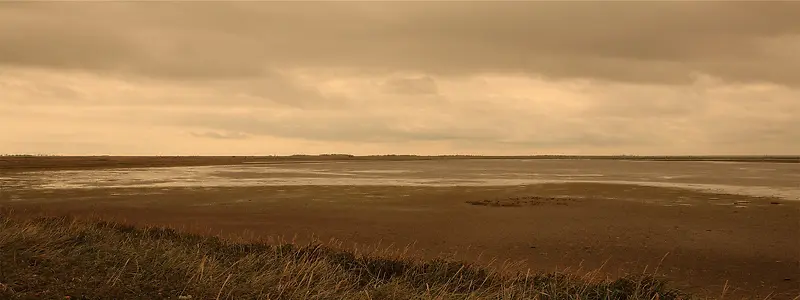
2 159 799 201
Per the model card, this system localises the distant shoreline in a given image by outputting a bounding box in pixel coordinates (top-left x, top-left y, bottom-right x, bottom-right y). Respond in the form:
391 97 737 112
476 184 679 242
1 155 797 172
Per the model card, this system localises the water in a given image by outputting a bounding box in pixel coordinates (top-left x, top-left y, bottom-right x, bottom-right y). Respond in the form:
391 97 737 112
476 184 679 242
2 159 799 201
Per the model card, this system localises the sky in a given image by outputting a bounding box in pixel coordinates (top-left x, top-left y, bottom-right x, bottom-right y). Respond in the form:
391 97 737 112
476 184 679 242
1 2 799 156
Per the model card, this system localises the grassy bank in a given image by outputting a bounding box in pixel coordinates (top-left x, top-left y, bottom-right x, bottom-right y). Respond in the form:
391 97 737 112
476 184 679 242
0 214 687 300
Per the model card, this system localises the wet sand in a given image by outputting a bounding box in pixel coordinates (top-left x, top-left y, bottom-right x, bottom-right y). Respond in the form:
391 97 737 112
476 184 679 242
1 158 799 298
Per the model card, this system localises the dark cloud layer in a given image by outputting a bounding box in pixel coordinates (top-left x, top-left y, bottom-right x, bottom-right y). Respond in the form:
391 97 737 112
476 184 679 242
2 2 799 85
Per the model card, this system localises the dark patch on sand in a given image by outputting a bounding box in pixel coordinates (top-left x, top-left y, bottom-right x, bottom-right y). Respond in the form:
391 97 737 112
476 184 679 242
466 196 578 207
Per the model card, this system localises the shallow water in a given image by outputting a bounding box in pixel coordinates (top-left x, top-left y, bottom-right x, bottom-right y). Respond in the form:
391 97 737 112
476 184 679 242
2 159 799 201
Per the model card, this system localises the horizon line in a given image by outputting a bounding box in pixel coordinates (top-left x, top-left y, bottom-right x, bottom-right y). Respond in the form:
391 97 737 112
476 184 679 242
3 154 799 158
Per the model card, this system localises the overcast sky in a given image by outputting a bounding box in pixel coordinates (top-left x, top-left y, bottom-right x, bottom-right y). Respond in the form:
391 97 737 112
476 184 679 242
1 2 798 155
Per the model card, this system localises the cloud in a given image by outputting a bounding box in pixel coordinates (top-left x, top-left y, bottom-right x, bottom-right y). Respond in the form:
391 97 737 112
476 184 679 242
1 3 798 155
16 69 800 154
381 76 439 95
190 131 249 140
0 67 344 110
1 2 799 85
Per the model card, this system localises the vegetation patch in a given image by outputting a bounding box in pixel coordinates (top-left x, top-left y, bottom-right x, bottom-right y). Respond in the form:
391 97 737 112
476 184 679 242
0 213 687 299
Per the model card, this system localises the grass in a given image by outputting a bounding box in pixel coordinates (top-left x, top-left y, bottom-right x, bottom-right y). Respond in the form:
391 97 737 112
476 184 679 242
0 213 689 300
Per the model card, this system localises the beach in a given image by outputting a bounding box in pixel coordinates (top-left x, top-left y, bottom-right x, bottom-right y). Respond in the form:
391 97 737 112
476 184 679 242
2 157 798 298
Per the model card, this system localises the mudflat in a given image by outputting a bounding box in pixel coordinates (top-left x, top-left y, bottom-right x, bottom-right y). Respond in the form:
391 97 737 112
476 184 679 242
1 155 797 172
2 157 799 298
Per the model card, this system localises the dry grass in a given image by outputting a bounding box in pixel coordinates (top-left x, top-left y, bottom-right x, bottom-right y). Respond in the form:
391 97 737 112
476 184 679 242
0 213 688 300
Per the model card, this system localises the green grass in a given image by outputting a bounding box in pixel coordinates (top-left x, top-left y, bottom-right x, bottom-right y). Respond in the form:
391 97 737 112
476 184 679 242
0 214 688 300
